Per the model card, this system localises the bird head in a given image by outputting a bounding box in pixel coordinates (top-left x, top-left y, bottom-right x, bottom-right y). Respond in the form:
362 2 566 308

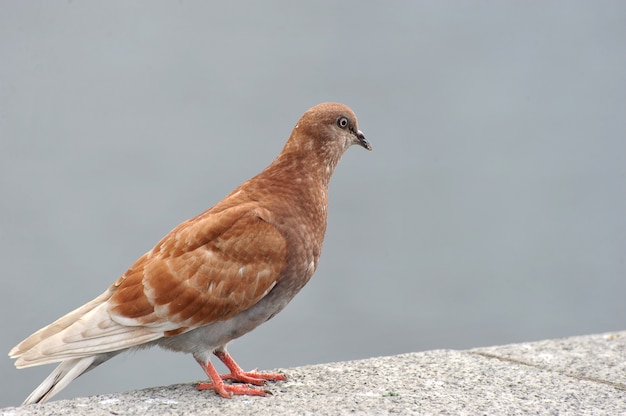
284 102 371 169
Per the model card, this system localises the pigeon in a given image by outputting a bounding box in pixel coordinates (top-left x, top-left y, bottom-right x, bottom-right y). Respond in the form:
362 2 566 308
9 102 372 405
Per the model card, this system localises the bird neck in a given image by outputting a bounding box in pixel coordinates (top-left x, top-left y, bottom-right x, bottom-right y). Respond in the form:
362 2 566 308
234 151 330 230
264 149 337 191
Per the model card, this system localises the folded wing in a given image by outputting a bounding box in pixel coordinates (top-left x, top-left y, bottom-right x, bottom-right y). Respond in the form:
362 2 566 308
10 203 287 368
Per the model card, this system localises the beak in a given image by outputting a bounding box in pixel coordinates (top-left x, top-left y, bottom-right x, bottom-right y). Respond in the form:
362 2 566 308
356 130 372 151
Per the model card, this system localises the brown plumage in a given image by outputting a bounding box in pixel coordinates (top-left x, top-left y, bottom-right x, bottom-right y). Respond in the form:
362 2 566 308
9 102 371 405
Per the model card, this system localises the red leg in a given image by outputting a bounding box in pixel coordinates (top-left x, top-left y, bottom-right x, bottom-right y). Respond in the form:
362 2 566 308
214 349 287 385
195 358 270 398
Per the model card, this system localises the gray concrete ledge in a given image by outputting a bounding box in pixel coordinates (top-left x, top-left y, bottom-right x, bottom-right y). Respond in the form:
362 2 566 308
2 331 625 415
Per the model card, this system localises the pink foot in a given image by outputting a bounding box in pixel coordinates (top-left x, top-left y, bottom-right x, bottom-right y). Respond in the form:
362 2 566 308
194 350 286 398
215 349 287 386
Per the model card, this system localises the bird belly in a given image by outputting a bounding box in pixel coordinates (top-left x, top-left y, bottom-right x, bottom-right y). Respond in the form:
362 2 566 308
155 285 294 355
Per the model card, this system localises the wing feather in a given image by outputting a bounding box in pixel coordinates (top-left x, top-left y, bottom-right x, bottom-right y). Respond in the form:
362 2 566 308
109 204 287 331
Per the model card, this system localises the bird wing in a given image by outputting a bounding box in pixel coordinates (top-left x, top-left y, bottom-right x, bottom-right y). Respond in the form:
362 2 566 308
108 202 288 332
11 202 287 367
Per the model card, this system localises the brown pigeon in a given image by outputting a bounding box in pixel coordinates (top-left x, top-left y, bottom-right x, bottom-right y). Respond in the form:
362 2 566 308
9 102 371 405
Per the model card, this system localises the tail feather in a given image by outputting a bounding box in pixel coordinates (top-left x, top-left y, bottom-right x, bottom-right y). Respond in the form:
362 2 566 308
23 356 92 405
9 287 157 405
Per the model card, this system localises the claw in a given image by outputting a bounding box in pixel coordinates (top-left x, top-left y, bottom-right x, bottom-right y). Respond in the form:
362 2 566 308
196 382 270 398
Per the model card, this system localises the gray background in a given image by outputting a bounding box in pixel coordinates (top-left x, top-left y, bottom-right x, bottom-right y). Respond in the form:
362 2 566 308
1 1 625 408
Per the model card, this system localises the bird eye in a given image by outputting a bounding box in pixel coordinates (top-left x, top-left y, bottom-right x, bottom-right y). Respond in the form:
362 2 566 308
337 116 349 129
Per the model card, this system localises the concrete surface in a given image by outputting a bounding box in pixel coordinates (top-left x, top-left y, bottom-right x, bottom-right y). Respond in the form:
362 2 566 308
2 331 625 415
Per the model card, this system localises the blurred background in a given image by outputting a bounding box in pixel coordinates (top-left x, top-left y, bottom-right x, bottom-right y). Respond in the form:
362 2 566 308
1 1 625 408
